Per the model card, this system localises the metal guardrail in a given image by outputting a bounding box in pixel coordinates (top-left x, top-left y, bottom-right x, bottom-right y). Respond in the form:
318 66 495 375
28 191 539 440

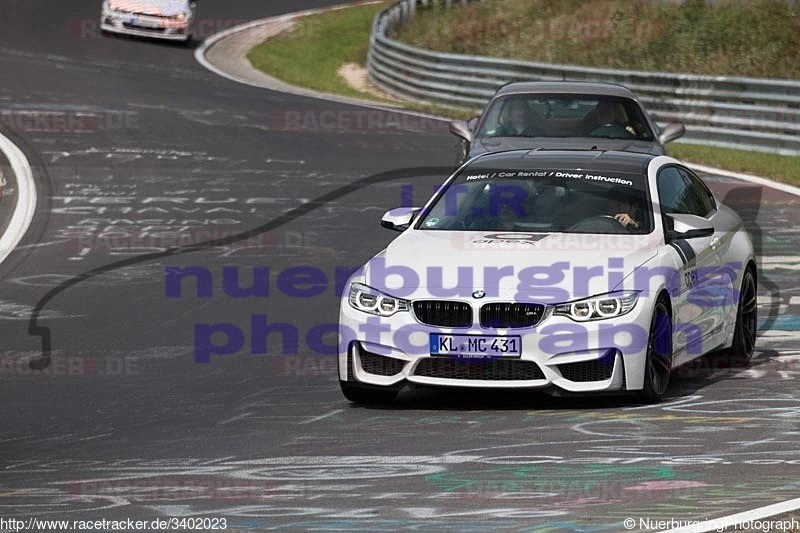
367 0 800 155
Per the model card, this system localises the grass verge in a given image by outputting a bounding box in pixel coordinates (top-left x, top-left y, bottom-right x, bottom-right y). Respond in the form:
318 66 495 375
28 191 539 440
245 2 471 117
246 1 799 186
668 143 800 187
247 3 388 100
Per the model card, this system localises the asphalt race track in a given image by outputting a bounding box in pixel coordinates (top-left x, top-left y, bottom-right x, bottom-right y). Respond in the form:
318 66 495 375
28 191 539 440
1 1 799 531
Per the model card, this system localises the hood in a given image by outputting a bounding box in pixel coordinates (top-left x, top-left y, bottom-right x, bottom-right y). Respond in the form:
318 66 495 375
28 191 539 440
472 136 663 156
364 230 660 303
109 0 189 16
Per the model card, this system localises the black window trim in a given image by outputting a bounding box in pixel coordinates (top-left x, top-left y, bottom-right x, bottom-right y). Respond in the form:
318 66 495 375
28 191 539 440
657 164 717 220
677 165 718 218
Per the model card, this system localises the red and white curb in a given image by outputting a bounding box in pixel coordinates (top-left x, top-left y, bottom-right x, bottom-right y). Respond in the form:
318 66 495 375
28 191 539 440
0 132 37 266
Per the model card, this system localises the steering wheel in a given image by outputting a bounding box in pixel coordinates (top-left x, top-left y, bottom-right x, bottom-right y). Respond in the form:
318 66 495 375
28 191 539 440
588 123 634 138
568 215 629 233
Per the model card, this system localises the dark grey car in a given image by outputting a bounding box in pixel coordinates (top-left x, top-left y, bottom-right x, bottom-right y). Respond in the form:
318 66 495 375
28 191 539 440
450 81 685 164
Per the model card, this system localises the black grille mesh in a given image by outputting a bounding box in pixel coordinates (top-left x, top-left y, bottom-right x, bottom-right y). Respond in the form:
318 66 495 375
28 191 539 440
414 358 545 381
557 359 615 382
480 303 546 328
413 300 472 327
360 350 406 376
347 347 355 381
122 23 167 32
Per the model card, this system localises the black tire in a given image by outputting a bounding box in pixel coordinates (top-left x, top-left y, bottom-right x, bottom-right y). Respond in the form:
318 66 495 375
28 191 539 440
637 298 673 403
727 268 757 366
340 381 398 404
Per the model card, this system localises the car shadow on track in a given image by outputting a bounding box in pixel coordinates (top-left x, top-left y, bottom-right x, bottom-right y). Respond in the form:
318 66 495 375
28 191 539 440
667 346 784 397
349 387 649 411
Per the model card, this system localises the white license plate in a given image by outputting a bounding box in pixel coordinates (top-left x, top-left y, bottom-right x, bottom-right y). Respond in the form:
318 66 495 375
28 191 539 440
130 16 160 28
430 334 521 358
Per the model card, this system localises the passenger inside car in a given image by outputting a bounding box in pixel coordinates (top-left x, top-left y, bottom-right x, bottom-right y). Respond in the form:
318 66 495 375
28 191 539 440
494 99 541 137
463 180 535 230
528 183 568 225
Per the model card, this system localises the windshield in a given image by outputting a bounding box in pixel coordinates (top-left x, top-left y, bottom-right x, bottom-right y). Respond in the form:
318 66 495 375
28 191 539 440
475 94 655 141
417 166 653 234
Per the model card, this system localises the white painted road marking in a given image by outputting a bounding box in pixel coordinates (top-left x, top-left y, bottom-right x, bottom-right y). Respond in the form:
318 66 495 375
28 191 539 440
219 412 252 425
299 409 345 425
658 496 800 533
0 131 37 266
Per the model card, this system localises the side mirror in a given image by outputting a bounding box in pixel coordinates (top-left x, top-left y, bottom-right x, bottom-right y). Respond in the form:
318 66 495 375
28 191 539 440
381 207 421 231
449 120 474 143
666 213 714 240
466 115 480 131
658 122 686 145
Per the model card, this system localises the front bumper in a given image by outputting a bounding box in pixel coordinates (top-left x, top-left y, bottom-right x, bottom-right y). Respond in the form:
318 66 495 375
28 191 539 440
101 8 191 41
339 297 653 393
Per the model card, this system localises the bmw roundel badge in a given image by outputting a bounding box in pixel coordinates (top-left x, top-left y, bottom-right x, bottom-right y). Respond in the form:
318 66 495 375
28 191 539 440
472 290 486 299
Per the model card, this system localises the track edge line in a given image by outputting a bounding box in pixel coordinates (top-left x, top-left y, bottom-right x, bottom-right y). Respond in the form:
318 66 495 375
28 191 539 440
0 131 38 266
656 496 800 533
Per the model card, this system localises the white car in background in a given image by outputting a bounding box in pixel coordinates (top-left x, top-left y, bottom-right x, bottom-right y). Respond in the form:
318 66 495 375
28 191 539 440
101 0 197 41
339 150 758 404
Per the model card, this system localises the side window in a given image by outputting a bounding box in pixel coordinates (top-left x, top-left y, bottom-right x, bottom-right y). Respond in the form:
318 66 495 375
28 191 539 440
679 167 716 216
656 166 686 214
657 166 713 217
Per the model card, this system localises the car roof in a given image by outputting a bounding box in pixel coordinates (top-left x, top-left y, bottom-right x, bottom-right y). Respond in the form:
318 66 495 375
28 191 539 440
466 149 657 176
493 81 637 99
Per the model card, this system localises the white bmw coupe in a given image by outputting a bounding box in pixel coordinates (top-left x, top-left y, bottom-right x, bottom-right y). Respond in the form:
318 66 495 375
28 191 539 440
339 150 757 403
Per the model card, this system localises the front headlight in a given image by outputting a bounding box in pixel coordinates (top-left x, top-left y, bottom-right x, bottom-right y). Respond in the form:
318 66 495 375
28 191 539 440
554 291 639 322
174 12 187 21
349 283 409 317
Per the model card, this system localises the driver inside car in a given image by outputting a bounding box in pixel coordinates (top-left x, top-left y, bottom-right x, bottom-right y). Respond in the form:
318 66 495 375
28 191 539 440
585 100 634 138
607 185 641 230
